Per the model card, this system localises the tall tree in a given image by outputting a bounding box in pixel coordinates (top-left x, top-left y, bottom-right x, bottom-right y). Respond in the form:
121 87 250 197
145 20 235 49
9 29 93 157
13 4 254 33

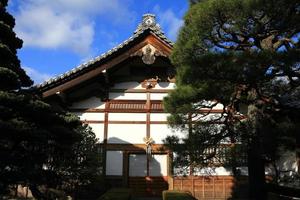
164 0 300 199
0 1 103 198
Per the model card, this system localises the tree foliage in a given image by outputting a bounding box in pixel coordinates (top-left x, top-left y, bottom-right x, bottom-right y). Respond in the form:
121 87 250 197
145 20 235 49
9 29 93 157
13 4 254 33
0 1 103 198
164 0 299 198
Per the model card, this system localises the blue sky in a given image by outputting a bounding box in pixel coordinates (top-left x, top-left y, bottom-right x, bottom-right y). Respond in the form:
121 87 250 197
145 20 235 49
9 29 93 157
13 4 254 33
8 0 188 84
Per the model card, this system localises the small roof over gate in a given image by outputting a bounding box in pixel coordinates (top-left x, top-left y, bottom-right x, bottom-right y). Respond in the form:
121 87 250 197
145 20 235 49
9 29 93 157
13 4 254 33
38 14 174 98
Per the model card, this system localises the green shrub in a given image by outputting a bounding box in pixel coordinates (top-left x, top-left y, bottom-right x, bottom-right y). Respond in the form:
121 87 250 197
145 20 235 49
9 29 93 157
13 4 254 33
97 188 131 200
163 190 196 200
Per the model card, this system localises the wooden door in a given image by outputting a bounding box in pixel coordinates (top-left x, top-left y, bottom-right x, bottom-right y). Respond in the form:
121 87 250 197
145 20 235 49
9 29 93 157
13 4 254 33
128 153 169 196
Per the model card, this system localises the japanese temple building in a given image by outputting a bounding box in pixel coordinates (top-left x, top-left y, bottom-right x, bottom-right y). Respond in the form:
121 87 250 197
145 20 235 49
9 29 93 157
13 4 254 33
38 14 246 198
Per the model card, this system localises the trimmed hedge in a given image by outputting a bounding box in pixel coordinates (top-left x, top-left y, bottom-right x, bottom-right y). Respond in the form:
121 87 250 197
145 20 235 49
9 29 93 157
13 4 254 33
97 188 131 200
163 190 196 200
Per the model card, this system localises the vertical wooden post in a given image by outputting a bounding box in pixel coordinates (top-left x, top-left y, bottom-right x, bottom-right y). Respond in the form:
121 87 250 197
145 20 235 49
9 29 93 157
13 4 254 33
181 178 183 190
146 91 151 137
213 177 215 199
103 100 109 176
202 177 205 198
223 177 225 199
192 176 195 196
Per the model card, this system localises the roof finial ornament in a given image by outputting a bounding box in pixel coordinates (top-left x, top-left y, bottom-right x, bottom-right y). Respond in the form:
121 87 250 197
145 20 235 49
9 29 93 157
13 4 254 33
134 13 162 34
143 13 156 27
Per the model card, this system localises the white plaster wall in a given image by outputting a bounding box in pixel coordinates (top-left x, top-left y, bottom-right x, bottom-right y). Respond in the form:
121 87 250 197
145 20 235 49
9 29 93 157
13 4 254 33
199 101 224 110
88 124 104 143
150 124 186 144
149 155 168 176
193 167 248 176
129 154 147 177
150 93 168 100
111 82 175 90
108 113 146 121
74 112 105 121
154 82 175 90
109 92 147 100
192 113 224 122
70 97 105 109
211 103 224 110
107 124 146 144
106 151 123 176
112 82 143 90
150 113 169 121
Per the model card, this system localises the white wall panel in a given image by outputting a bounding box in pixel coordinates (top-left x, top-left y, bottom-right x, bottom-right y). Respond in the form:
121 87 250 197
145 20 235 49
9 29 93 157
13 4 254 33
74 112 105 121
212 103 224 110
70 97 105 109
193 113 224 122
193 167 248 176
150 93 168 100
154 82 175 90
88 124 104 143
112 82 142 90
107 124 146 144
149 155 168 176
109 113 146 121
129 154 147 177
150 113 169 121
150 124 186 144
106 151 123 176
109 92 147 100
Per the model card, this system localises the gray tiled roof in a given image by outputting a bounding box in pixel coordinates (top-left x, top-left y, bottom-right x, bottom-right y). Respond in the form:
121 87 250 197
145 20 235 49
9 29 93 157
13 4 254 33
37 14 173 90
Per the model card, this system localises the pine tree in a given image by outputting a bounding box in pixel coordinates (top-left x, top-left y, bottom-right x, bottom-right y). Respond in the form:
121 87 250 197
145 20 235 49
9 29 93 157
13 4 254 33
0 0 32 90
164 0 300 199
0 1 103 198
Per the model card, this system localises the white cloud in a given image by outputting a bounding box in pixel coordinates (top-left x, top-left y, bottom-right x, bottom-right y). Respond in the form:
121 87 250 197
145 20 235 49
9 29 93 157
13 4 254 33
13 0 134 56
23 67 53 84
153 6 184 41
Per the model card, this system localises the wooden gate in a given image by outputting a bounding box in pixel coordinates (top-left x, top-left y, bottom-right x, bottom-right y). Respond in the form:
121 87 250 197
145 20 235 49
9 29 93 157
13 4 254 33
171 176 248 200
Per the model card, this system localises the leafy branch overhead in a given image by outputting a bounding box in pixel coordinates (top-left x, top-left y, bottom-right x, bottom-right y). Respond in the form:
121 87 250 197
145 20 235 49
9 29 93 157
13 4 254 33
164 0 299 197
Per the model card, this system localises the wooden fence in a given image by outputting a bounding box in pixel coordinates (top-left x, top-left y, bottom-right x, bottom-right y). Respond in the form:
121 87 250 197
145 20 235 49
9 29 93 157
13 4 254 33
170 176 248 200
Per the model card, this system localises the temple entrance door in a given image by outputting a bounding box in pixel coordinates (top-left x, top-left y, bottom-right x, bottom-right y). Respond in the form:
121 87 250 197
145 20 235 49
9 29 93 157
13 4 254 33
128 153 168 196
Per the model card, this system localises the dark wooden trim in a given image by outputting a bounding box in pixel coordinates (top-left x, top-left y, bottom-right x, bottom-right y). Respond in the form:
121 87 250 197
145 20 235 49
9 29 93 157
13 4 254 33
108 99 147 103
72 109 229 114
146 34 172 54
80 120 233 125
105 144 169 152
71 108 106 113
82 120 105 124
110 89 172 93
150 121 168 124
81 120 169 124
104 114 108 140
103 101 109 177
146 92 151 138
146 113 151 136
109 121 147 124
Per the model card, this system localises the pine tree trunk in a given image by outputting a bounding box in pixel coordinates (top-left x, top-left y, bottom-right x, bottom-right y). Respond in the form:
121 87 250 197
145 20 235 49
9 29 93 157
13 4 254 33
246 94 267 199
247 135 267 199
